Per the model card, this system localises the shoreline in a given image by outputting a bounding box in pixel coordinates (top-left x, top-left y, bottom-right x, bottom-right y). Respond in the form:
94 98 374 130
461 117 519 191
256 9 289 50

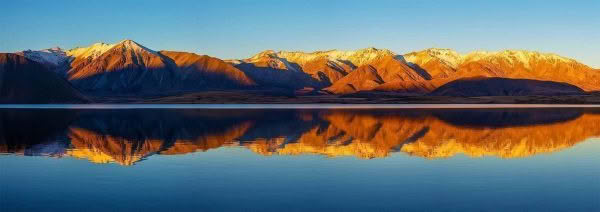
1 103 600 109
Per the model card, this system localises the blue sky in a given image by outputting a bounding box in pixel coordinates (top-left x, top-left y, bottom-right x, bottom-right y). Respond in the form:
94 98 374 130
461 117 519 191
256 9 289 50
1 0 598 67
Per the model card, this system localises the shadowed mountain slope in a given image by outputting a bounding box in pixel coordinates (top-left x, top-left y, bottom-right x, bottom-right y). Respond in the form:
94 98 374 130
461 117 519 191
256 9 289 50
430 77 585 97
159 51 256 89
0 53 88 103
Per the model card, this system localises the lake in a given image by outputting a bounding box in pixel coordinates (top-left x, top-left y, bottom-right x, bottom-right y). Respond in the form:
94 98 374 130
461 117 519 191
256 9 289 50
1 106 599 211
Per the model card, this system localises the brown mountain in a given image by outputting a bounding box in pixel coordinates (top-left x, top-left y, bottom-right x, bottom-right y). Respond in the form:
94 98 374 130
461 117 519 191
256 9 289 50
0 53 88 103
402 48 460 79
430 77 585 97
231 48 399 90
321 48 600 95
159 51 256 88
299 58 350 86
324 65 383 94
64 40 257 93
66 40 177 93
230 50 324 89
326 55 433 94
404 49 600 92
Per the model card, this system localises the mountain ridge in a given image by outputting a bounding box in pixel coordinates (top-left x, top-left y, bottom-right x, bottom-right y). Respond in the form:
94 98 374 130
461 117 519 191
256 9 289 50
8 40 600 102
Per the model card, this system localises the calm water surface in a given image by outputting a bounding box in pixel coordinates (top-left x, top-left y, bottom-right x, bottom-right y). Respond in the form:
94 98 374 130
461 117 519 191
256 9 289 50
1 106 599 211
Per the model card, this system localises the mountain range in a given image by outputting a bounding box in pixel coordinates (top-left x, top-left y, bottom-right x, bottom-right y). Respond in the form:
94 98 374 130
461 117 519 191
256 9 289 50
2 39 599 103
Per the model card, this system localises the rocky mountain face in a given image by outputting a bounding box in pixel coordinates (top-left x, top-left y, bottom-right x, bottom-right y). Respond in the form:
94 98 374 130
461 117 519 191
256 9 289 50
230 48 398 90
232 47 600 95
0 53 88 103
324 65 383 94
403 48 600 92
66 40 178 93
160 51 256 89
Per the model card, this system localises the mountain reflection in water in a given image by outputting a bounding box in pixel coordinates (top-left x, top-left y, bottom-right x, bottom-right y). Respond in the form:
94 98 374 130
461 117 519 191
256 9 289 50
1 108 599 166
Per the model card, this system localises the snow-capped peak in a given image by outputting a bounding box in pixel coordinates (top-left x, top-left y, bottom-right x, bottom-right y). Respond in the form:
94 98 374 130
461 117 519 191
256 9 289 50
65 39 158 61
116 39 158 54
402 48 462 69
66 42 116 60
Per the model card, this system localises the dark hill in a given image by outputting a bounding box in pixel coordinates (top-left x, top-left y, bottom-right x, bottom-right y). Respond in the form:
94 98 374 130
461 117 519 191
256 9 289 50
430 77 585 97
0 53 88 103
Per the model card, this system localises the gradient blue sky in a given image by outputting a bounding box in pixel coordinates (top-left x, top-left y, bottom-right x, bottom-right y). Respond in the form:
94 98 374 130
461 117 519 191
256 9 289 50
1 0 598 67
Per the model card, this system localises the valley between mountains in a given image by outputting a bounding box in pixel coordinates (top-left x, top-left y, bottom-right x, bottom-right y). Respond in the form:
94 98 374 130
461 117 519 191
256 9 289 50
1 39 599 104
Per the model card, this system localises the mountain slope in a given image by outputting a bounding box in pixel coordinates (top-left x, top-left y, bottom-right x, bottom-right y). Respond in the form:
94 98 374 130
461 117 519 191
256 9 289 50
324 65 384 94
404 49 600 92
297 58 350 86
0 53 88 103
232 51 320 89
232 48 395 89
430 77 585 97
66 42 116 70
160 51 256 89
402 48 460 78
326 55 433 94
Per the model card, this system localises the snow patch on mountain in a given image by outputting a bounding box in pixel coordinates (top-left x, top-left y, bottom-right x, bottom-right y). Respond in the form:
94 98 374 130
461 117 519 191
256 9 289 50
243 50 300 71
117 39 158 55
276 47 396 67
66 42 116 60
16 47 69 66
403 48 462 69
404 48 578 70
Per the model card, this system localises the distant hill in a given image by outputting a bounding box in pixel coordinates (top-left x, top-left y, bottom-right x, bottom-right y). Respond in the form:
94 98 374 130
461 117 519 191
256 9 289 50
0 53 88 103
430 77 585 97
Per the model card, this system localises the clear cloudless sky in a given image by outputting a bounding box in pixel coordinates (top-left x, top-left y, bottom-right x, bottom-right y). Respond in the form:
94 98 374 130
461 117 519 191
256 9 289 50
1 0 598 67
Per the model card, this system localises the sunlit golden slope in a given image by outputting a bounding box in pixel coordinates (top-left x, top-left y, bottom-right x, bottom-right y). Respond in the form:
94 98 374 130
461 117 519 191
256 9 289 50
404 49 600 92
